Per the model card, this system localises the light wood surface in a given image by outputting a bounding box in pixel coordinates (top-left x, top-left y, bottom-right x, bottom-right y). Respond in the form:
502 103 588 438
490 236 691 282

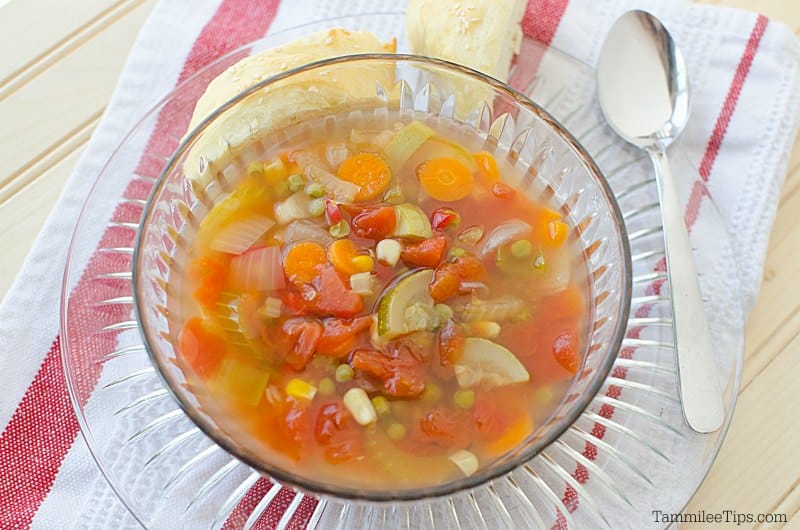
0 1 797 528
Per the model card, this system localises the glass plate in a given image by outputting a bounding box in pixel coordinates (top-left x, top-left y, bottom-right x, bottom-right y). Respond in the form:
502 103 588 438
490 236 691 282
60 13 744 530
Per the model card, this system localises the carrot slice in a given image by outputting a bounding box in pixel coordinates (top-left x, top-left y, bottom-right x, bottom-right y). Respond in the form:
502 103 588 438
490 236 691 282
178 317 226 378
473 151 500 182
486 412 533 456
417 157 474 202
337 153 392 201
327 239 359 276
284 241 327 283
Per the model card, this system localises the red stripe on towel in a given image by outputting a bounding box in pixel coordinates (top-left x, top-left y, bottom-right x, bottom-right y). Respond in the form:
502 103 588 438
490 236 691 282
0 1 281 527
550 14 769 529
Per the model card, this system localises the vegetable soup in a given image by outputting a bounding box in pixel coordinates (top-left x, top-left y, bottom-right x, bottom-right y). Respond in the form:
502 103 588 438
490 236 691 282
173 114 591 488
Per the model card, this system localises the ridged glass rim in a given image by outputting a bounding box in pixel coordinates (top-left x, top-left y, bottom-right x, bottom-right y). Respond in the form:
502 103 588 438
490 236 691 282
132 53 633 502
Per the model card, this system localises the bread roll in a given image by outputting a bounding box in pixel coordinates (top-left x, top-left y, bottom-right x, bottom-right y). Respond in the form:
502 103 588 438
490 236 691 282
184 29 396 187
406 0 526 113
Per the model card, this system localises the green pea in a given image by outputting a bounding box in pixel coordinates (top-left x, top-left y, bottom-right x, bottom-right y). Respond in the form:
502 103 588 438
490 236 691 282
287 173 306 192
247 161 264 179
329 220 351 238
510 239 532 259
387 422 407 441
422 382 441 402
318 377 336 396
271 179 290 200
447 247 468 261
308 198 326 217
383 185 405 205
454 389 476 409
371 396 390 416
434 303 454 321
305 182 325 198
335 363 354 383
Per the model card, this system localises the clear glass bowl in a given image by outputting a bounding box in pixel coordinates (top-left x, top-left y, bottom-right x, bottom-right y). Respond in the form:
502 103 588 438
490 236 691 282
132 54 632 502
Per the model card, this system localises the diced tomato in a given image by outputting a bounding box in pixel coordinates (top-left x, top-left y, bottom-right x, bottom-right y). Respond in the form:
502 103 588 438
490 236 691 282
349 205 397 240
428 254 486 302
350 348 425 398
418 408 470 449
428 265 461 302
317 316 373 357
281 397 311 447
492 182 516 200
281 290 308 316
451 254 486 280
438 319 465 366
472 393 512 442
282 318 323 370
430 207 461 231
315 400 348 444
553 329 579 374
178 317 226 378
401 236 448 268
315 399 363 463
188 255 230 308
305 264 364 318
325 431 363 463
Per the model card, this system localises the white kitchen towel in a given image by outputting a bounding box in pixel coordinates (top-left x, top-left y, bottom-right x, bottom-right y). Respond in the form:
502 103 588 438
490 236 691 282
0 0 798 528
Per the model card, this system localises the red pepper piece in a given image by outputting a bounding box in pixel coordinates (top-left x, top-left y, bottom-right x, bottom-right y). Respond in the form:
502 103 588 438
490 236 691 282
325 198 343 225
430 207 461 231
350 348 425 398
401 236 448 268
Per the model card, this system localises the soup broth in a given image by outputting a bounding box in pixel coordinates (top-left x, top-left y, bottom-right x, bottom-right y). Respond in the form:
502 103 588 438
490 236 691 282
171 111 591 489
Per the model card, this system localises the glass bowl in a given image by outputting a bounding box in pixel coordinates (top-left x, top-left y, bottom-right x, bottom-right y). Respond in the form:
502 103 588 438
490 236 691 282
132 54 632 502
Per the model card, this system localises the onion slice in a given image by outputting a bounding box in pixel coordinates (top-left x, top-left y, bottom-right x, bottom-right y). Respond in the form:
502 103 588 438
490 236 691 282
293 152 359 203
210 215 275 255
282 219 333 246
229 246 285 292
479 220 533 258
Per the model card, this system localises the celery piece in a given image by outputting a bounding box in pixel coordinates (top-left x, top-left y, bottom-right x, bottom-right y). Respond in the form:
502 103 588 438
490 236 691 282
384 121 436 172
214 358 270 406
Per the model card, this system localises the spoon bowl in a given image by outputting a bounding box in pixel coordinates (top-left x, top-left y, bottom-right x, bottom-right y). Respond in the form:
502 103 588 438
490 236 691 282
597 10 724 433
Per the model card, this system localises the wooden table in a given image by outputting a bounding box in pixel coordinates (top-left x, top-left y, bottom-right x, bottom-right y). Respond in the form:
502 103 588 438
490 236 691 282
0 1 797 528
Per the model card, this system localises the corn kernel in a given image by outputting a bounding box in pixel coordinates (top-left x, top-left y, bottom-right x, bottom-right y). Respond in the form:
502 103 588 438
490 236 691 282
466 321 501 339
351 254 374 272
343 387 377 426
376 239 401 266
454 389 475 409
286 378 317 401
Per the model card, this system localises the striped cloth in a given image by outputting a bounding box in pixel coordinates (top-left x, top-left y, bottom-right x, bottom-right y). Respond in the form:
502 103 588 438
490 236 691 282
0 0 798 528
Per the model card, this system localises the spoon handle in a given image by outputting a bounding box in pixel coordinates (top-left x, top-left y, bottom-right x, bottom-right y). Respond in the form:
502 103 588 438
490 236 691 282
647 146 725 434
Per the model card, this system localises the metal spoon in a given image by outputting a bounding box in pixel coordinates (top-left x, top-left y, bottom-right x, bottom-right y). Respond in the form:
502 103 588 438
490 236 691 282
597 10 724 433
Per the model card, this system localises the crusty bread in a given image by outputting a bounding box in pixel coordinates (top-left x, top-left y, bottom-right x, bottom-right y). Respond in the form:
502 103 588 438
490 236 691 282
406 0 526 113
184 29 396 187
